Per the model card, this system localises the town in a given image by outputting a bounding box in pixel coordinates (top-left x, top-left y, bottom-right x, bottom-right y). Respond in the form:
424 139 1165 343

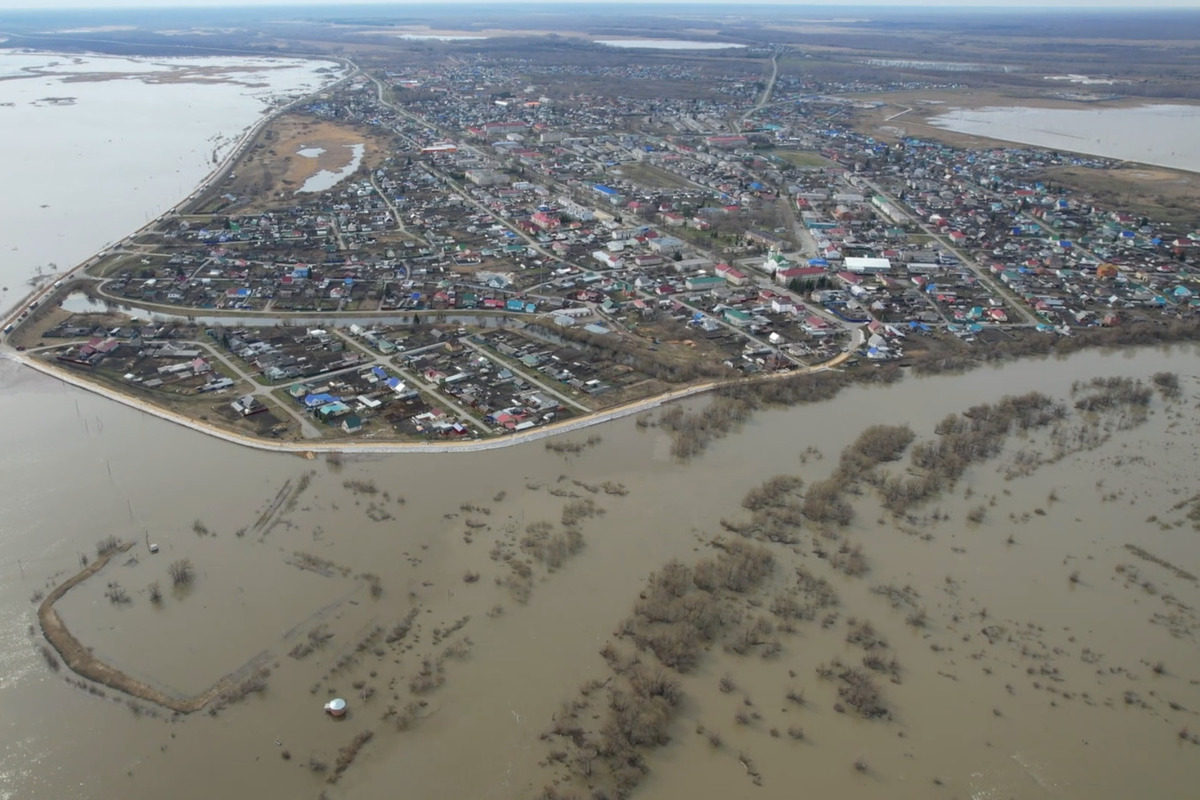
12 39 1199 444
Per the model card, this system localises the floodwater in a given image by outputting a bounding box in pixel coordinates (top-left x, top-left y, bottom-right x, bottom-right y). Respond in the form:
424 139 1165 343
3 52 1200 800
0 52 344 315
928 103 1200 174
2 345 1200 799
296 143 365 194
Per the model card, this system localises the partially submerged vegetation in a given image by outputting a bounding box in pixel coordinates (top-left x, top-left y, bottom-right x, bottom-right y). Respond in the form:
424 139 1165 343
658 366 904 461
540 539 777 799
537 369 1185 796
20 352 1195 797
648 322 1200 464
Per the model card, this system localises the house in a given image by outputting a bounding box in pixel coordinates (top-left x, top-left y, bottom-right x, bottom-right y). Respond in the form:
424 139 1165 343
531 211 561 230
776 266 825 286
686 275 726 291
803 315 833 336
341 414 364 433
317 401 352 422
198 377 235 393
649 235 684 255
303 392 339 408
723 308 752 327
749 230 789 250
230 395 266 416
714 263 748 286
592 250 623 269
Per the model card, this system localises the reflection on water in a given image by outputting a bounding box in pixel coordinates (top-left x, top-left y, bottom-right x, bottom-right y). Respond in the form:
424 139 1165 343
297 143 365 193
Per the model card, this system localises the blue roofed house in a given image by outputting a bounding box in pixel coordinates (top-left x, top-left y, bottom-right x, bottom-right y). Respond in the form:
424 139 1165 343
303 392 339 408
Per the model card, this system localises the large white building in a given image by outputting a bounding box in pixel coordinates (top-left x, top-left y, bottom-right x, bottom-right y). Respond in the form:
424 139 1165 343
465 169 509 187
845 256 892 274
592 250 624 269
556 197 595 221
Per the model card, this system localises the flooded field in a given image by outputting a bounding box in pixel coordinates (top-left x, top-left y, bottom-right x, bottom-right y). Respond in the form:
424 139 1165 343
3 344 1200 799
297 143 366 194
928 103 1200 174
221 114 389 210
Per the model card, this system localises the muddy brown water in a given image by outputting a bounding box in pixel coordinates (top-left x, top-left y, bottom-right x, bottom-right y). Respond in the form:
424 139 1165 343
2 346 1199 800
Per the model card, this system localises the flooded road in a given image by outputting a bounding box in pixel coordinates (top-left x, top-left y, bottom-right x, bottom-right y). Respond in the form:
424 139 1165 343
2 345 1200 799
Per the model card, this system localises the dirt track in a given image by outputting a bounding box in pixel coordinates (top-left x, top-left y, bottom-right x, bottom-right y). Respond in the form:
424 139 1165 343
38 542 234 714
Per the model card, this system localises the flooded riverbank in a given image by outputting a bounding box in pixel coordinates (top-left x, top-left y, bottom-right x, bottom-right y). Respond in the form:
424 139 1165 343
928 103 1200 173
3 344 1199 799
0 52 344 316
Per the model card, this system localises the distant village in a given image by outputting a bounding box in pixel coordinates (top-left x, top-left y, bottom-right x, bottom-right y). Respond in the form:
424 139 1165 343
26 50 1200 443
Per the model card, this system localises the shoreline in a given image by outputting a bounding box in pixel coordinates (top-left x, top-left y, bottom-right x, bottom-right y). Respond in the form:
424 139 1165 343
4 55 1196 455
855 93 1200 176
5 346 851 455
0 51 354 324
926 103 1200 176
0 51 851 455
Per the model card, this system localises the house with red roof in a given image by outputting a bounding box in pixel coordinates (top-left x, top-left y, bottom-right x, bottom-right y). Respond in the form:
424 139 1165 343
714 263 748 286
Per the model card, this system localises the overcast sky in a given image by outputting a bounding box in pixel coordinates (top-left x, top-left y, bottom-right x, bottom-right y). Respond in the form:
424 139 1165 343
4 0 1200 10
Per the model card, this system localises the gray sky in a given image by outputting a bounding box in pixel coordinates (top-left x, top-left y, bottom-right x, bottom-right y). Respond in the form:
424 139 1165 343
4 0 1200 9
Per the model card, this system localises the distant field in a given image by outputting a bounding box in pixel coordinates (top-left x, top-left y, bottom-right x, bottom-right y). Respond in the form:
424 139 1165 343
769 149 831 168
614 162 694 190
1042 165 1200 231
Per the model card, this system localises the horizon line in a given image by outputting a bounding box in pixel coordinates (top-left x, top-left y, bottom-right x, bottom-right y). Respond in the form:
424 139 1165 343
9 1 1200 10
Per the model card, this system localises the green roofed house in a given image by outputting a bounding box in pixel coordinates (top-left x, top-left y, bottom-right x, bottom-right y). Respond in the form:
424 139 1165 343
685 275 726 291
317 401 351 422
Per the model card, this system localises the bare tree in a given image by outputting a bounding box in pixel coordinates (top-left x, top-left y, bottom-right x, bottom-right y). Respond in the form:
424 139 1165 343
168 559 194 587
